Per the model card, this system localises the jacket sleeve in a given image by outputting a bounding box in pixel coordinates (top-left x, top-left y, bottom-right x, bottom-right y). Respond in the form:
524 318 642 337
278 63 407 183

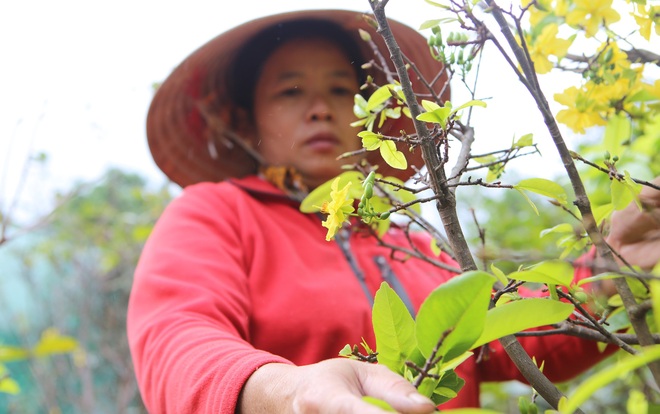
126 184 291 414
477 249 618 383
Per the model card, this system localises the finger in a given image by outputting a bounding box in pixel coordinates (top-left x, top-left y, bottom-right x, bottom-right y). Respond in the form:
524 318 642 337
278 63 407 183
356 363 436 414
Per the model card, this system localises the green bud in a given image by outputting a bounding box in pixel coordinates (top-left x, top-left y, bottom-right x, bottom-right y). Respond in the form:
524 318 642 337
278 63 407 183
573 291 588 304
612 155 619 162
364 183 373 199
364 171 376 186
379 211 391 220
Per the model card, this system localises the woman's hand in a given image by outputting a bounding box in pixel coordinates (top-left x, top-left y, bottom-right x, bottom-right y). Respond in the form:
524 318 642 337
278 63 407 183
238 359 436 414
606 176 660 271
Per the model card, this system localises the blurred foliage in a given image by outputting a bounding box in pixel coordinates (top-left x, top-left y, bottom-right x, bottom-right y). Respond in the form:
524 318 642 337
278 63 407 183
0 169 172 413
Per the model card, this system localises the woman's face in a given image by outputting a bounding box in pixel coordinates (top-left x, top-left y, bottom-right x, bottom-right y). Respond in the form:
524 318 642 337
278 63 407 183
251 37 362 189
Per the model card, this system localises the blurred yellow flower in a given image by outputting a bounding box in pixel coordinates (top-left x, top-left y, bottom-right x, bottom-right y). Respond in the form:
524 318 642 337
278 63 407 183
566 0 620 37
321 177 355 241
526 24 573 74
632 5 660 41
555 86 607 133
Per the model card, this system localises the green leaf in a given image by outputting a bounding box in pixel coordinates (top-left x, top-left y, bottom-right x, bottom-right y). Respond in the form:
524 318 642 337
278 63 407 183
490 264 508 286
603 113 631 158
450 99 487 116
540 223 573 238
379 140 408 170
367 85 394 112
353 94 369 118
417 100 452 128
373 282 418 374
416 271 495 362
338 344 353 357
358 131 382 151
513 133 534 148
423 0 452 9
419 17 455 29
432 369 466 405
362 396 396 411
515 188 539 215
507 260 574 287
472 299 574 349
576 272 622 287
593 203 614 226
418 374 441 399
560 345 660 414
515 178 568 205
611 171 642 211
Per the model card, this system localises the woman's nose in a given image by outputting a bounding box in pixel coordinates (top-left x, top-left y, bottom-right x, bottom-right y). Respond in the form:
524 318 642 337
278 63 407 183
306 96 333 122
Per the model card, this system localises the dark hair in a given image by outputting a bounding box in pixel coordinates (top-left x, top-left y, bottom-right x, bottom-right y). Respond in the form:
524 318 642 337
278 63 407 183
228 19 367 111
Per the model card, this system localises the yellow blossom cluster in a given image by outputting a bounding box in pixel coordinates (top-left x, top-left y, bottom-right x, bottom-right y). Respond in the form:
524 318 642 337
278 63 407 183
320 177 355 241
521 0 658 134
554 42 653 134
631 3 660 41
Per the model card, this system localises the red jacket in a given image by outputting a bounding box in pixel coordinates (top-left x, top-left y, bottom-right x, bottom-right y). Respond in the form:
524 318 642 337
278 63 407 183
127 175 612 413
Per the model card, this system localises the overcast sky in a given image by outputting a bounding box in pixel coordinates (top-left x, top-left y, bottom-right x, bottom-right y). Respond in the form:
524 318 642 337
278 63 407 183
1 0 591 222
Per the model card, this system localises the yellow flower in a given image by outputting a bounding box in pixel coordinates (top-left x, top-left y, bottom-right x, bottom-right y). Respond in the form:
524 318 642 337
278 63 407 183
632 5 660 41
554 86 607 133
566 0 620 37
321 177 355 241
525 0 570 26
526 24 573 74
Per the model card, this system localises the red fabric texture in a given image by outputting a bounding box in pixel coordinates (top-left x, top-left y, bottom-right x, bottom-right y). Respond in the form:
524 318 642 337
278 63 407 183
127 176 614 413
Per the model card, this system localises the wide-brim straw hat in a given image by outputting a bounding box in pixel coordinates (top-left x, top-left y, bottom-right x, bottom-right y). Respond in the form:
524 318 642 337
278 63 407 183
146 9 449 188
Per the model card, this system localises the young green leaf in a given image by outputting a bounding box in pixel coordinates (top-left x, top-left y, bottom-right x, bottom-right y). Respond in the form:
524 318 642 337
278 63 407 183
379 140 408 170
507 260 574 287
358 131 382 151
513 133 534 148
362 396 396 411
560 345 660 414
367 85 394 112
515 178 568 205
472 299 574 349
603 112 631 158
450 99 487 116
373 282 417 374
416 271 495 362
515 188 539 215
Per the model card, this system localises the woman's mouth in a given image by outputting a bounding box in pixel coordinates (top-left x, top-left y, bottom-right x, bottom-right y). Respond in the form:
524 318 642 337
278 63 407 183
304 133 341 152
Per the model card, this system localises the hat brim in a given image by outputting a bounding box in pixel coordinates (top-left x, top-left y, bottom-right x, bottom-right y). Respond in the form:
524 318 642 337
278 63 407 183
146 9 450 188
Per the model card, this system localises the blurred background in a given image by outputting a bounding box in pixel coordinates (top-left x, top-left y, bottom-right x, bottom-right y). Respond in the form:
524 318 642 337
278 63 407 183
2 0 655 412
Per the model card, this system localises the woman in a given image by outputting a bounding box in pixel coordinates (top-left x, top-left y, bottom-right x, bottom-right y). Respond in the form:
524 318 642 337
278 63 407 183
127 9 660 414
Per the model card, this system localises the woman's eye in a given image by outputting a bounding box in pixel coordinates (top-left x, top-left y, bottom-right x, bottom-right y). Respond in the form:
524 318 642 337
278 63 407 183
279 87 301 97
332 86 353 96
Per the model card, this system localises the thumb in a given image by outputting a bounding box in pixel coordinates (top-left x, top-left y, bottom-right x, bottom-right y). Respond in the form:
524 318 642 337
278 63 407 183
356 363 436 414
